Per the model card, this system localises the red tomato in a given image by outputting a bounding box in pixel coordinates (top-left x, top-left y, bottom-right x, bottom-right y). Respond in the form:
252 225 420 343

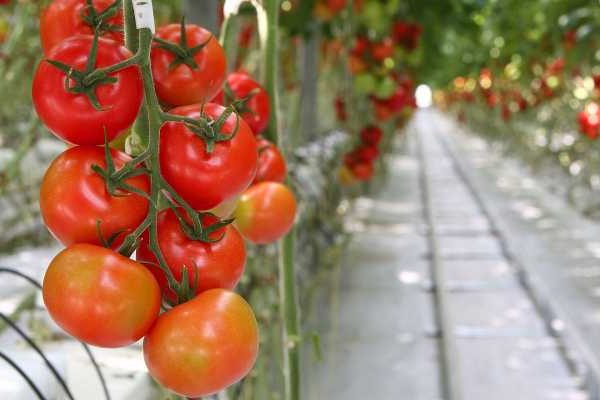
43 244 161 347
151 24 226 106
144 289 259 397
234 182 296 244
356 145 379 162
351 162 374 181
136 209 246 301
40 0 124 55
360 125 383 145
215 72 270 135
32 36 143 145
40 146 149 247
160 103 258 211
254 138 287 183
371 37 395 62
326 0 347 13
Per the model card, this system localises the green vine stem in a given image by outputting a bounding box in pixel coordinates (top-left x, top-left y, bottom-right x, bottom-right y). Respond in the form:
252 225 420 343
257 1 301 399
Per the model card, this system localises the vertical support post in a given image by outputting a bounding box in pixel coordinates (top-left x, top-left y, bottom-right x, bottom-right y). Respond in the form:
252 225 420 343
298 27 320 144
183 0 220 34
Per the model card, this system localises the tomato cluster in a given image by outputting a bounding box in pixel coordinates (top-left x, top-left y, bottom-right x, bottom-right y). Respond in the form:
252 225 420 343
339 125 384 184
31 0 297 397
578 102 600 139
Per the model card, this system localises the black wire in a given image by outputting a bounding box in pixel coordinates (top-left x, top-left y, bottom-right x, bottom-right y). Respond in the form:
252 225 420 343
0 267 111 400
0 313 74 400
0 351 48 400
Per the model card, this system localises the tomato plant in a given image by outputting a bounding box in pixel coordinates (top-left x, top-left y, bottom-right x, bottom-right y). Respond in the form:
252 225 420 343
143 289 259 397
160 103 258 211
235 182 297 244
136 208 246 301
40 0 124 55
32 35 143 145
151 23 226 106
43 244 161 347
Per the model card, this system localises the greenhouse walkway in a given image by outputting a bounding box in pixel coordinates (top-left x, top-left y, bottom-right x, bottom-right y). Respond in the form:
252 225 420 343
305 109 600 400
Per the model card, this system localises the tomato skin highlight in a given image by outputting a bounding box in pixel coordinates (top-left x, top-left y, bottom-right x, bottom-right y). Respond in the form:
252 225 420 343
235 182 297 244
40 0 124 55
43 244 161 348
160 103 258 211
151 24 226 106
143 289 259 397
254 138 287 183
136 209 247 301
217 72 270 135
40 146 149 247
32 36 143 146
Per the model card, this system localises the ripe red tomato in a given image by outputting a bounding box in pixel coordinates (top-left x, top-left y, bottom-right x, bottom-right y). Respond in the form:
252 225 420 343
151 24 226 106
40 0 124 55
351 162 374 181
32 36 143 145
234 182 296 244
43 244 161 347
216 72 270 135
360 125 383 145
136 209 246 301
160 103 258 211
254 138 287 183
371 37 395 62
40 146 149 247
144 289 259 397
355 145 379 162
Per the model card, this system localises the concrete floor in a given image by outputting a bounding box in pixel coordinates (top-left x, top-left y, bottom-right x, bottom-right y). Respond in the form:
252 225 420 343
304 110 593 400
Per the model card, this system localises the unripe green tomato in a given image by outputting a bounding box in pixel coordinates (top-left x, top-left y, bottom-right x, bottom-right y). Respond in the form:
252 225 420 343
361 2 387 33
354 73 377 95
374 76 397 99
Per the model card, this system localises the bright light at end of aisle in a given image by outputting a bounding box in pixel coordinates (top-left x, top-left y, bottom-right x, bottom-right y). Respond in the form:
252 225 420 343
416 84 432 108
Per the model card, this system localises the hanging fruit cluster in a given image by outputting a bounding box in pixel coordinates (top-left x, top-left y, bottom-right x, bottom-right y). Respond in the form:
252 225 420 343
318 1 420 185
31 0 297 397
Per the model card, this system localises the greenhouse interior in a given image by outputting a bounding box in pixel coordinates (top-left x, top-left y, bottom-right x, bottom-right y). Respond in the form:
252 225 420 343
1 0 600 399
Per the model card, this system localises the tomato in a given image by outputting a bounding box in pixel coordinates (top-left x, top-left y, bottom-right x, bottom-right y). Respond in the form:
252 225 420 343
371 37 395 62
40 146 149 247
360 125 383 145
355 145 379 162
234 182 296 244
43 244 161 347
144 289 259 397
160 103 258 211
32 36 143 146
151 24 226 106
254 138 286 183
136 209 246 301
40 0 124 55
216 72 270 135
351 162 374 181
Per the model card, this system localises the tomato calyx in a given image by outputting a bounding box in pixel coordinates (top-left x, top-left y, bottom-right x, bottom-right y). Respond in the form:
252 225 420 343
153 18 213 70
80 0 123 37
167 202 235 244
91 139 150 199
162 104 242 153
222 82 261 116
46 33 119 110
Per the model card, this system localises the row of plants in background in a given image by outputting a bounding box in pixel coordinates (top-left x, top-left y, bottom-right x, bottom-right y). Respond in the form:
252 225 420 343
0 0 421 399
435 1 600 217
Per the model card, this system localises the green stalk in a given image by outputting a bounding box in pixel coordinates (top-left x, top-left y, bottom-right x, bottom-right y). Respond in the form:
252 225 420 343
258 0 301 399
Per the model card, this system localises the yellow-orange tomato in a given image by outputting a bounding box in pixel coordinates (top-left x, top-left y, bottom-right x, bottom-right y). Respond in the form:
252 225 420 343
143 289 259 397
234 182 297 244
